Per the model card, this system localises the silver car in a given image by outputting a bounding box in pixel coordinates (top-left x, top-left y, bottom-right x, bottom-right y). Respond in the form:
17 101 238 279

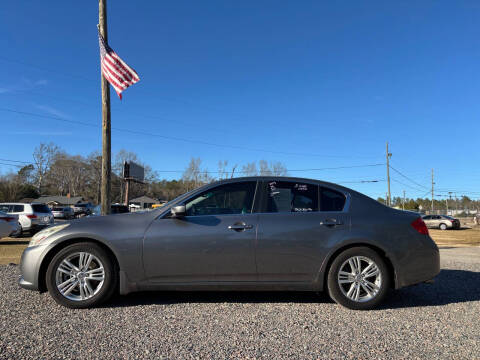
18 177 440 310
51 207 74 220
0 211 20 238
422 215 461 230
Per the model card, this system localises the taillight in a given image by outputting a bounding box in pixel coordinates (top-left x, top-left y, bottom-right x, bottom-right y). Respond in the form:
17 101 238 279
0 217 15 222
27 214 37 219
411 217 429 235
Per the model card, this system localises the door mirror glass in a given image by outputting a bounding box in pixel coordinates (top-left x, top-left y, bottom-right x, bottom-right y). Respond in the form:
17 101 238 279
171 205 186 218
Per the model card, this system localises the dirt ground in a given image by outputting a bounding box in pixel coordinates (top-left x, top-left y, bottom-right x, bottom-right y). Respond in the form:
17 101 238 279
1 223 479 265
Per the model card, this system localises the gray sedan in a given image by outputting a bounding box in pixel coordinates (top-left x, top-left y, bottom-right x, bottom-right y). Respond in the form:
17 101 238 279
18 177 440 310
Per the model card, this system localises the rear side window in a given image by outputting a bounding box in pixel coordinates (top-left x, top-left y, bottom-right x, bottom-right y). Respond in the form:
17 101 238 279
13 205 24 212
266 181 318 213
32 204 50 213
320 187 346 212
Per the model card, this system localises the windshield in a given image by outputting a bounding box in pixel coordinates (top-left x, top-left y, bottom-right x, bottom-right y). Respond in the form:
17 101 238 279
32 204 51 213
155 187 205 212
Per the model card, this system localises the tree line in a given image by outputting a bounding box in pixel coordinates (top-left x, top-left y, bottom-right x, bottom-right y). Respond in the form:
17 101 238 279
377 196 480 213
0 142 288 204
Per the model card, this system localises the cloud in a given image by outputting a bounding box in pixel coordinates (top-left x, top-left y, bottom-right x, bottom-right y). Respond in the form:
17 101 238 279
0 77 48 94
35 104 70 119
5 131 72 136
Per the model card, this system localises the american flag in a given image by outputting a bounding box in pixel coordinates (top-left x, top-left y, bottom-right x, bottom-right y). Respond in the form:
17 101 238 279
98 31 140 99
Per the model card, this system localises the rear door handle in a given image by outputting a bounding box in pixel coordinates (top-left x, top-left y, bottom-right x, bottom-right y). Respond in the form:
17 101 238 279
228 222 254 232
320 219 343 227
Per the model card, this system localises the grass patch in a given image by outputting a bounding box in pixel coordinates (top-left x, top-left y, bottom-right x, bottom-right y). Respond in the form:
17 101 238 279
0 238 29 265
429 228 480 247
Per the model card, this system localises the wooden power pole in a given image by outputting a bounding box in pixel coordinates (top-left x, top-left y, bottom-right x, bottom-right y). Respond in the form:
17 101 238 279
99 0 111 215
431 168 434 212
386 142 392 207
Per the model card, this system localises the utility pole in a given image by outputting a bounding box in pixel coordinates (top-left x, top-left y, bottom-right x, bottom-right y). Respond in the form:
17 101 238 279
448 192 453 215
402 190 406 210
431 168 434 213
99 0 111 215
386 142 392 207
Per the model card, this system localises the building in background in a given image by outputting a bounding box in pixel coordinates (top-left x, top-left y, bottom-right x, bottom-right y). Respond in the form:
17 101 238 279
129 195 160 210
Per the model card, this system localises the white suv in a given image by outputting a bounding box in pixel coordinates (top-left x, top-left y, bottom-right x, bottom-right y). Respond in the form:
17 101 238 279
0 203 54 234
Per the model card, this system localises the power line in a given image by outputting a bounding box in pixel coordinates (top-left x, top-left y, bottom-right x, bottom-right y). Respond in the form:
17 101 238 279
0 162 24 168
0 107 381 160
390 178 428 194
0 158 31 164
388 164 428 189
152 163 385 174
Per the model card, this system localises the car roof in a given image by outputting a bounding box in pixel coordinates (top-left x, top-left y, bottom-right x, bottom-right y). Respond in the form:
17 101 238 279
212 176 347 187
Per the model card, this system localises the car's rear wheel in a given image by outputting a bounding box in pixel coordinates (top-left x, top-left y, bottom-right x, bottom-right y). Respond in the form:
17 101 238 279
439 223 447 230
327 247 390 310
46 242 117 308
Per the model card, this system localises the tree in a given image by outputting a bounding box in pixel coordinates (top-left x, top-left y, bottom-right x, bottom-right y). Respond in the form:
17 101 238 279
241 162 257 176
33 142 59 193
217 160 229 180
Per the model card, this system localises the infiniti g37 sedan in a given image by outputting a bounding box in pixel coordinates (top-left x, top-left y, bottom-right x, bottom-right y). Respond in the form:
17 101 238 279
19 177 440 310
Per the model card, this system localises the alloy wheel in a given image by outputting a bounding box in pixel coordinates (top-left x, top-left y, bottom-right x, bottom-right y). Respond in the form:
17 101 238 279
337 256 382 303
55 252 105 301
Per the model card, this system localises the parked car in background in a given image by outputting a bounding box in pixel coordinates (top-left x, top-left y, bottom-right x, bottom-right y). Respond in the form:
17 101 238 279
90 204 130 216
72 203 94 217
422 215 461 230
0 203 54 235
19 176 439 310
51 207 74 220
0 211 20 238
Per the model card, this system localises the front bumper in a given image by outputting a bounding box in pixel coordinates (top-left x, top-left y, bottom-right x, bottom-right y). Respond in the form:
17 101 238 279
18 244 47 292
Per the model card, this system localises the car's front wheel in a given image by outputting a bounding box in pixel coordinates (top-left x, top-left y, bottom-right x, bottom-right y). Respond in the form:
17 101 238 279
327 247 390 310
46 242 117 308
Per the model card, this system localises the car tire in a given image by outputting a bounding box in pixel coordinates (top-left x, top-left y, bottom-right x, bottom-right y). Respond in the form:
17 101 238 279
439 223 447 230
46 242 117 309
327 247 390 310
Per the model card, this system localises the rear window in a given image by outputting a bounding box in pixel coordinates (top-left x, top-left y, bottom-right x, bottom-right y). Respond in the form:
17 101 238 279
32 204 51 213
320 187 346 212
266 181 318 213
13 205 24 212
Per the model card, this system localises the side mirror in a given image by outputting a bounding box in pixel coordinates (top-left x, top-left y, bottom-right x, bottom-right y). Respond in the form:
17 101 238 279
171 205 186 218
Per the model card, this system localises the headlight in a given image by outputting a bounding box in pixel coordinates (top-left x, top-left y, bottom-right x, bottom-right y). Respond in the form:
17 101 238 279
29 224 70 247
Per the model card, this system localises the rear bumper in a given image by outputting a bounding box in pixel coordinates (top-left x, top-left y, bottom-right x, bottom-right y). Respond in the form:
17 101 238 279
396 237 440 288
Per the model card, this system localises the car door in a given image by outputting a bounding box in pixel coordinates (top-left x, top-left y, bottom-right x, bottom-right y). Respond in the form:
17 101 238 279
256 181 350 283
422 215 433 228
143 181 259 283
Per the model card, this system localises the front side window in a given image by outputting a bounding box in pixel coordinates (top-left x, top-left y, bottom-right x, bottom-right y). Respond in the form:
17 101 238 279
320 187 346 212
185 181 257 216
266 181 318 213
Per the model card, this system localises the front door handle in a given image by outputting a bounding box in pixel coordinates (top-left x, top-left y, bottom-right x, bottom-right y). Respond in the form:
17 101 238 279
228 222 254 232
320 219 343 227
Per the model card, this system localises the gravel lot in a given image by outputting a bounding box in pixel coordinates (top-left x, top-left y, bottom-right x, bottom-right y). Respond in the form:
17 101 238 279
1 247 479 359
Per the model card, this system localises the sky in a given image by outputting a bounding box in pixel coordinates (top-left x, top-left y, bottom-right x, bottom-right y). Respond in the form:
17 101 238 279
1 1 479 200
